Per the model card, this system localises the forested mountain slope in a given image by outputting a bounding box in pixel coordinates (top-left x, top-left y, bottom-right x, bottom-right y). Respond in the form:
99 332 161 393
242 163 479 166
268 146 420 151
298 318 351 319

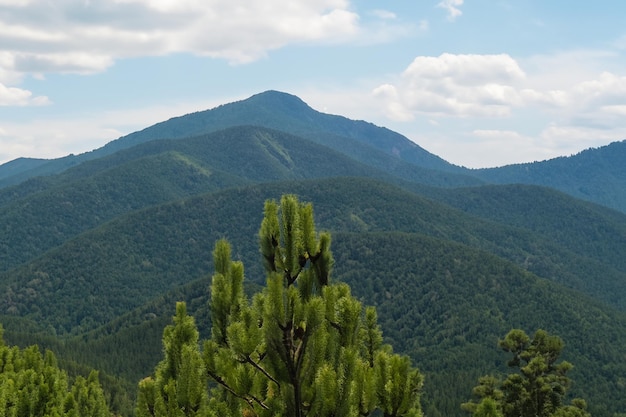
0 91 477 189
2 177 626 336
423 183 626 307
476 140 626 212
2 91 625 214
4 221 625 417
104 90 464 174
0 126 394 272
332 232 626 417
1 90 625 417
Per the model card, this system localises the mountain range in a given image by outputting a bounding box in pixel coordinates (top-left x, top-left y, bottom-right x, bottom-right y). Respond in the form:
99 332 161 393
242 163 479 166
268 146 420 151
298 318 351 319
1 90 625 417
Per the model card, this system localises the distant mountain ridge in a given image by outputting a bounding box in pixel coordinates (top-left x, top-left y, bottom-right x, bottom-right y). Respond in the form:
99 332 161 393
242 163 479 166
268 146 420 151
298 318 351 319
1 90 625 213
475 140 626 212
108 90 462 173
0 90 466 188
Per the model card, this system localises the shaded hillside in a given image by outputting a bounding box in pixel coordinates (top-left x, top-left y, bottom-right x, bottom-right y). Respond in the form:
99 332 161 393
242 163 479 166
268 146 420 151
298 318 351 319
476 140 626 213
3 177 626 336
0 150 238 272
0 126 393 272
422 183 626 307
0 157 48 180
0 153 93 189
332 232 626 417
5 230 625 417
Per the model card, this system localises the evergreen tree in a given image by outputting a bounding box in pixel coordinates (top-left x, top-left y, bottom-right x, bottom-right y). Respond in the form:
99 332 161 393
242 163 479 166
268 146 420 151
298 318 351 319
137 302 209 417
139 194 423 417
463 329 590 417
0 326 111 417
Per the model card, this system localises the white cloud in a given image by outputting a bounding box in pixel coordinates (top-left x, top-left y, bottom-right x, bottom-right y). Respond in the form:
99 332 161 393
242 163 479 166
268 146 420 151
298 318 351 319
539 124 626 154
367 51 626 167
602 105 626 116
374 53 527 119
0 0 364 75
374 53 626 125
0 0 32 5
570 72 626 110
0 82 49 106
0 0 398 109
437 0 464 21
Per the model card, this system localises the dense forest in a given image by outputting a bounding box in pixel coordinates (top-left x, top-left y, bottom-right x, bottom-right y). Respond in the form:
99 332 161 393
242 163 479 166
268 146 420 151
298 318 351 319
1 91 626 417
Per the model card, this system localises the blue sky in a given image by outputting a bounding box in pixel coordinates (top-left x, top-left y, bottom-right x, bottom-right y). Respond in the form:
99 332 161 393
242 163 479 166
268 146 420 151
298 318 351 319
1 0 626 168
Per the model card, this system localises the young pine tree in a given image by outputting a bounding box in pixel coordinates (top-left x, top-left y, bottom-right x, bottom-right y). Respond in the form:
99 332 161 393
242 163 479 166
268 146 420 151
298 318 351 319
462 329 590 417
139 194 423 417
0 326 110 417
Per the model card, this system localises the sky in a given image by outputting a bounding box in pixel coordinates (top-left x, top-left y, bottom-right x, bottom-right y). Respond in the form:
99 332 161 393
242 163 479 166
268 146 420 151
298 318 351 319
1 1 626 168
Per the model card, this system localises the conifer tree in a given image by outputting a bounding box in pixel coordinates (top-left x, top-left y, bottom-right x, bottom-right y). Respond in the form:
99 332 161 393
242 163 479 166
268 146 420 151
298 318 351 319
139 194 423 417
137 302 209 417
463 329 590 417
0 326 110 417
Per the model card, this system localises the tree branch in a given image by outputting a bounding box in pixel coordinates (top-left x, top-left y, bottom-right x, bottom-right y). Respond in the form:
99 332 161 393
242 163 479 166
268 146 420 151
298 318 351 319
207 370 269 411
246 355 281 389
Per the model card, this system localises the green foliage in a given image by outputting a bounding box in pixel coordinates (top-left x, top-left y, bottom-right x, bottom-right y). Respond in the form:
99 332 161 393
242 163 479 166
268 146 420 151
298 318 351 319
137 302 208 417
4 178 626 416
330 231 626 417
427 183 626 308
463 329 590 417
0 326 110 417
140 195 423 417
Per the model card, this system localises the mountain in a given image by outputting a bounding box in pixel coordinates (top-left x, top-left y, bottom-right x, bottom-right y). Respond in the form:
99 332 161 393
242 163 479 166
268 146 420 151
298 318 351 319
0 91 476 189
0 125 424 273
0 157 48 178
476 140 626 212
1 91 626 417
4 176 626 331
3 90 626 214
421 183 626 307
3 185 626 416
105 90 464 173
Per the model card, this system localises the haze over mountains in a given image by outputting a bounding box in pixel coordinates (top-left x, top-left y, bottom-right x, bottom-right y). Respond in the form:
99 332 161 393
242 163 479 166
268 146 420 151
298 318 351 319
1 91 625 417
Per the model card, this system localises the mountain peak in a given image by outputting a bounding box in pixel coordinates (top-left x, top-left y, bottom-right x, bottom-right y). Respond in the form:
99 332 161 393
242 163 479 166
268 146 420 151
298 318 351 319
249 90 307 104
240 90 314 116
0 90 462 187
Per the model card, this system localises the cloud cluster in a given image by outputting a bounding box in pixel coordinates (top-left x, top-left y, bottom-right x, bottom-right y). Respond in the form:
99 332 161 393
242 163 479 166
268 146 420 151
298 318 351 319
0 0 360 78
375 52 626 122
372 52 626 167
374 53 527 119
0 0 404 108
